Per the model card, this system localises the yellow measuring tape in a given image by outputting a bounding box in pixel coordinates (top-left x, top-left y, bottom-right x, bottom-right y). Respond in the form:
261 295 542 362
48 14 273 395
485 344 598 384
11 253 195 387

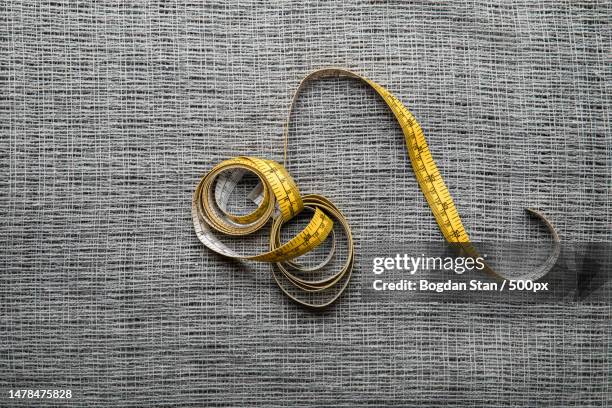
192 68 560 308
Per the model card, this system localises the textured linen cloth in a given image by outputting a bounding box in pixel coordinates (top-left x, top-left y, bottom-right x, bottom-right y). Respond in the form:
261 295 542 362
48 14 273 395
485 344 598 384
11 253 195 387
1 1 610 407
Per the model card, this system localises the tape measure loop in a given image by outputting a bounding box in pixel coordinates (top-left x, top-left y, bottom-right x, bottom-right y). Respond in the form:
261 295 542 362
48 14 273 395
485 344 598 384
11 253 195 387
192 157 339 267
271 194 354 308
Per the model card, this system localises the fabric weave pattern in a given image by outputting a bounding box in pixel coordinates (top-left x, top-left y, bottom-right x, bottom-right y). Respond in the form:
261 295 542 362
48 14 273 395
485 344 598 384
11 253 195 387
1 1 610 406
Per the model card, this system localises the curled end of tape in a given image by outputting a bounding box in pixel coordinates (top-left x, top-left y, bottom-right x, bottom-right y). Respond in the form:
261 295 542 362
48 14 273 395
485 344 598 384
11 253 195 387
524 207 561 280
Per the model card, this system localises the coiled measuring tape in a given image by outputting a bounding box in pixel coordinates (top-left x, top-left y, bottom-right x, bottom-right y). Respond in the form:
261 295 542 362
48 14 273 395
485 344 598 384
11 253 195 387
192 68 560 308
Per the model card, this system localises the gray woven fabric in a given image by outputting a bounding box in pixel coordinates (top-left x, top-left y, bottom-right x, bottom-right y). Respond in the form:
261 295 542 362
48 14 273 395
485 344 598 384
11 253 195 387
1 1 611 406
